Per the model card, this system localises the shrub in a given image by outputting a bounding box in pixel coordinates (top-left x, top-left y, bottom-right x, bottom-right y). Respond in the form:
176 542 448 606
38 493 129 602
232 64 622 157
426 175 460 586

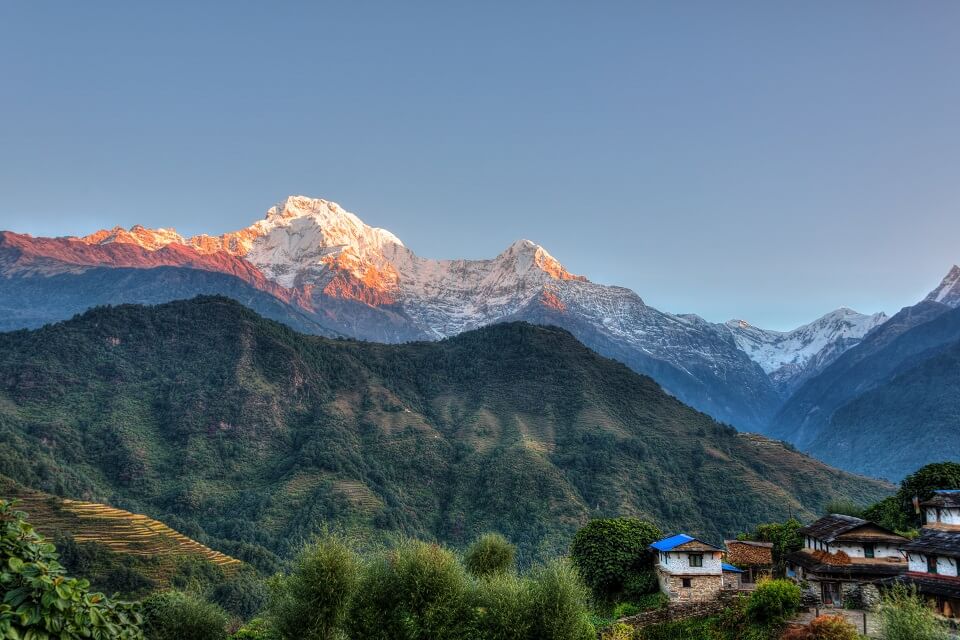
472 571 532 640
232 618 281 639
525 559 596 640
269 535 359 640
349 540 473 640
622 570 659 600
746 579 801 626
569 518 663 599
806 614 860 640
141 590 229 640
0 500 143 640
878 583 949 640
464 532 517 578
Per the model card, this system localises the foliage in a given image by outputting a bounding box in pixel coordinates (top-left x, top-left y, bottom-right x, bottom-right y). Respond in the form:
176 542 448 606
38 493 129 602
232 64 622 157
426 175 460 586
232 617 281 639
524 560 596 640
0 298 891 566
898 462 960 525
861 496 914 536
740 520 803 576
141 590 229 640
569 518 662 599
745 579 801 626
0 499 143 640
348 539 473 640
805 614 861 640
213 567 269 620
878 583 949 640
611 592 668 619
269 535 359 640
471 571 534 640
464 533 516 578
823 501 864 518
621 571 659 602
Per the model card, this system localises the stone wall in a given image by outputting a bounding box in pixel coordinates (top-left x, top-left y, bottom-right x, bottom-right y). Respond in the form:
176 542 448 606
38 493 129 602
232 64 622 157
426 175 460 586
658 570 723 602
616 590 740 629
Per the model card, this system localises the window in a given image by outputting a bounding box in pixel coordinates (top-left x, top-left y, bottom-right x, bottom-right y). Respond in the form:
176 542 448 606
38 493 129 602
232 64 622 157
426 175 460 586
928 556 939 575
863 543 875 559
682 578 692 588
689 554 703 568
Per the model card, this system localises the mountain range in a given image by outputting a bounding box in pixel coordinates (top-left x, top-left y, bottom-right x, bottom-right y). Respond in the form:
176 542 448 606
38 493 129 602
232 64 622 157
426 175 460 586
0 296 892 564
1 195 957 479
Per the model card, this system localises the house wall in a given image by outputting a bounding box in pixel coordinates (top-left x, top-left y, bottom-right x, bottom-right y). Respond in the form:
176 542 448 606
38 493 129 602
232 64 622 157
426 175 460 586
907 553 959 577
657 569 723 602
925 507 960 526
656 550 722 575
831 542 901 559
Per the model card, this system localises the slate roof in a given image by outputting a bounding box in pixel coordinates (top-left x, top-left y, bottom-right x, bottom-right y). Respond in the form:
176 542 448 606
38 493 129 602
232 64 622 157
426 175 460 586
786 551 906 578
880 574 960 599
799 514 905 544
799 514 868 542
902 529 960 559
650 534 722 552
921 490 960 509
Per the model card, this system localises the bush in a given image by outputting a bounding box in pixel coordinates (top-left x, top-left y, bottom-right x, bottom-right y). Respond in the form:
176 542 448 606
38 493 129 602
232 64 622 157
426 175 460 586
232 618 281 640
269 535 359 640
0 500 143 640
878 583 949 640
141 590 229 640
525 560 596 640
806 614 860 640
349 540 473 640
464 532 517 578
745 579 801 625
569 518 663 599
472 571 533 640
622 570 659 600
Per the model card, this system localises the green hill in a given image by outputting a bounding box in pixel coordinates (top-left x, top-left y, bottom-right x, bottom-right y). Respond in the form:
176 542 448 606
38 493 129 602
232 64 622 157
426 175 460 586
0 297 891 563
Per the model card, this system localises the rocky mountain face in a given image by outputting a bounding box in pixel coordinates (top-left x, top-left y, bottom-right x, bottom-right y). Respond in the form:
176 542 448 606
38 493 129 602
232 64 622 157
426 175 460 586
0 195 891 433
723 309 888 394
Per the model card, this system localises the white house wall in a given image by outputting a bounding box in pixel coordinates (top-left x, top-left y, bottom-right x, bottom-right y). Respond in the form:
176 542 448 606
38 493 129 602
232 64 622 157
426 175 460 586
925 507 960 526
906 553 959 577
656 551 722 575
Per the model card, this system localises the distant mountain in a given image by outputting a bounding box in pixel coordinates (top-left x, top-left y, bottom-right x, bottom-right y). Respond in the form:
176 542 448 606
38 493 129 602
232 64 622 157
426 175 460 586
809 336 960 481
724 308 887 394
0 297 891 562
0 196 902 431
766 266 960 479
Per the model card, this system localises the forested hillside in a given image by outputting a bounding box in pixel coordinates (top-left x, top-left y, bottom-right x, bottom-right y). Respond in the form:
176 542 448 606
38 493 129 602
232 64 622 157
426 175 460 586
0 297 890 563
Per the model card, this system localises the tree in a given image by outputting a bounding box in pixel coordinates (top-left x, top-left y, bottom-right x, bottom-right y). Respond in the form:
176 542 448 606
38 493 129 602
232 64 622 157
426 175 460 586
897 462 960 527
569 518 662 599
269 535 359 640
0 500 143 640
464 533 516 578
741 519 803 576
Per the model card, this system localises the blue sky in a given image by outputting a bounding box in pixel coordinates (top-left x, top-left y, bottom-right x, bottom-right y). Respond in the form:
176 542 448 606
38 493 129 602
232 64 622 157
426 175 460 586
1 2 958 330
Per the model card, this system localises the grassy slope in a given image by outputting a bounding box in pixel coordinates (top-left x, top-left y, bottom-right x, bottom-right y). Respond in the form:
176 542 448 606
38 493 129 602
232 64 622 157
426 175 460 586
0 297 891 563
0 474 240 589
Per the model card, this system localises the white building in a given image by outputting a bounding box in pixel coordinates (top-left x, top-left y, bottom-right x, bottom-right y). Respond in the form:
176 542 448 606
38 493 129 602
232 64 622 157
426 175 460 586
650 534 725 602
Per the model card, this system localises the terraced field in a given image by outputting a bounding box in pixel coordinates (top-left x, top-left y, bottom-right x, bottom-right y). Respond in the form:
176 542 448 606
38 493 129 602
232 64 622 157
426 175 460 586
0 476 240 583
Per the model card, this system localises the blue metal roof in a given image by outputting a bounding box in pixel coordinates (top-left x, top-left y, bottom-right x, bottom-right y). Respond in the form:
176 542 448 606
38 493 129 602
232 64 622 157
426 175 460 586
934 490 960 494
722 563 744 573
650 533 694 551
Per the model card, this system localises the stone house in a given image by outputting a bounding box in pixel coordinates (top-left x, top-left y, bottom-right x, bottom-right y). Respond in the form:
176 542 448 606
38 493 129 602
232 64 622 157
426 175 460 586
651 533 725 602
786 514 907 607
883 491 960 618
724 539 773 586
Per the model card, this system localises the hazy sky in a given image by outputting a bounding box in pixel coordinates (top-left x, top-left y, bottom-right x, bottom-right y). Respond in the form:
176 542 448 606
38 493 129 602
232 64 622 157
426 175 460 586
2 2 959 330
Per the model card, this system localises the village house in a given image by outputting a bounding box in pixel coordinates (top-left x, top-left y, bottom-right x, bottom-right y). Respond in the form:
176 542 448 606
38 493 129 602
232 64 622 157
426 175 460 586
651 534 725 602
724 539 774 586
786 514 907 607
883 491 960 618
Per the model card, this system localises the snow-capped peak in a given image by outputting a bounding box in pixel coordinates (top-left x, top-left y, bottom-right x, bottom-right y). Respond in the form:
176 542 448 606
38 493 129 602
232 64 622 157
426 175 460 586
925 265 960 307
726 307 888 392
496 239 586 282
